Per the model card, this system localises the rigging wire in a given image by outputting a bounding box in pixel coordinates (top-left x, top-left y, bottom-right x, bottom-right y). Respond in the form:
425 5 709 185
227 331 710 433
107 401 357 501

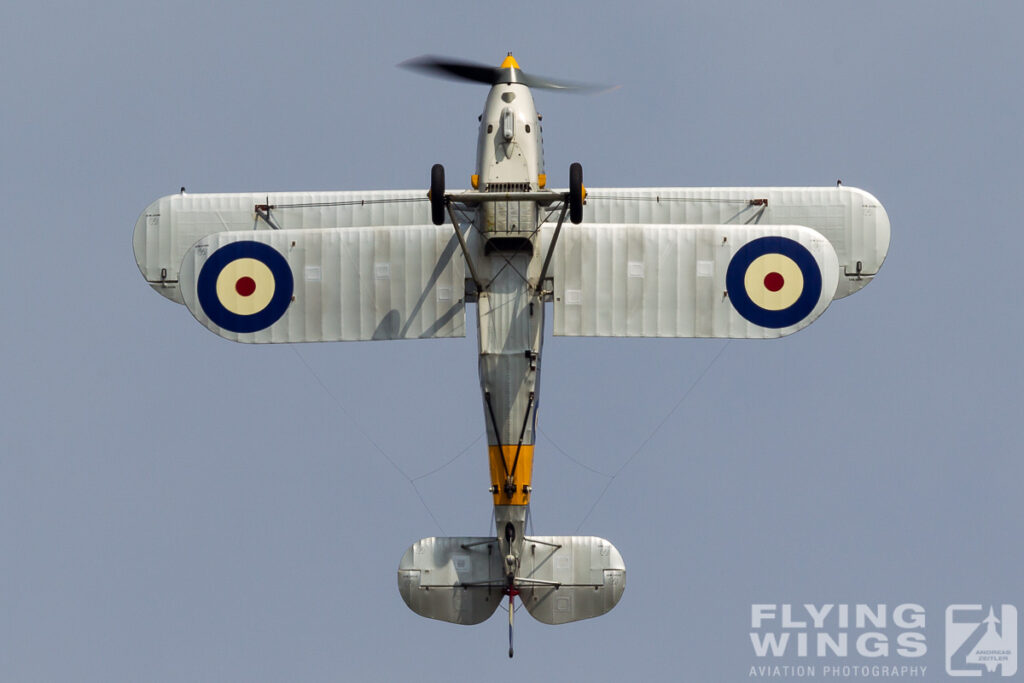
586 194 761 204
268 197 428 209
262 194 759 210
279 191 751 535
411 432 484 482
289 344 477 535
538 428 614 478
573 340 732 532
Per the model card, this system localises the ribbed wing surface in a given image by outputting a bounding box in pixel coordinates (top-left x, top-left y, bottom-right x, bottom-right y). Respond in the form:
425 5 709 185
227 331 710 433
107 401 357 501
133 190 431 303
178 226 465 343
580 186 889 299
550 224 839 338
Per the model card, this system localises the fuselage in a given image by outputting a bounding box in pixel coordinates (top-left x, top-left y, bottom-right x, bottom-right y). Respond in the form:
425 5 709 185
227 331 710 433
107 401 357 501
472 56 548 572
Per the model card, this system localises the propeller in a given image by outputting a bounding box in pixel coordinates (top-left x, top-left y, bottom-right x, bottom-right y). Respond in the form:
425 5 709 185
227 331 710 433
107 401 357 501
399 53 611 93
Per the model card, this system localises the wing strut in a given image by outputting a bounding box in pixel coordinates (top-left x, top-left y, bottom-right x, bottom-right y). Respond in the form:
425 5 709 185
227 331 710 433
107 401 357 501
508 391 534 489
536 203 569 293
484 391 509 479
446 201 485 293
254 200 283 230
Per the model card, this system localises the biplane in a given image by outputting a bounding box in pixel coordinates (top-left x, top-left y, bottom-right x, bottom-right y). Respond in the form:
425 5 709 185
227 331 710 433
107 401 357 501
133 54 890 656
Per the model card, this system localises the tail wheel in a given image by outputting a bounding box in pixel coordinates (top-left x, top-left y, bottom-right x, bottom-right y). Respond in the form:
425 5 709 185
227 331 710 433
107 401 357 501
430 164 446 225
569 162 584 224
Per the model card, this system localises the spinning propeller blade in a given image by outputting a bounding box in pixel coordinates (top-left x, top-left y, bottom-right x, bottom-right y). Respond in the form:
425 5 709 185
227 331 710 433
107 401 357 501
400 53 611 93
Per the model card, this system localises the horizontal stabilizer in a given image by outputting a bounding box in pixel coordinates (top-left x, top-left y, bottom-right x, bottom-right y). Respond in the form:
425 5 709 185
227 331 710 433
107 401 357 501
518 536 626 625
178 227 465 343
397 537 504 625
397 535 627 626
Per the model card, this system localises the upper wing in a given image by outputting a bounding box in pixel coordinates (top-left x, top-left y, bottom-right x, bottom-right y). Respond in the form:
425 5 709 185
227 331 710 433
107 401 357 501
133 190 431 303
134 190 467 343
577 186 889 299
178 225 464 343
547 223 838 339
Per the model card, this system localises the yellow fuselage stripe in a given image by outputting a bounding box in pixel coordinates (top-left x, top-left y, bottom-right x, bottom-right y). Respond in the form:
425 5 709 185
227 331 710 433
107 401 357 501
488 445 534 506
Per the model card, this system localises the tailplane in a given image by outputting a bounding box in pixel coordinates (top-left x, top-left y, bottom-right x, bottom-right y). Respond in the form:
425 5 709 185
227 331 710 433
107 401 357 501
397 535 626 626
517 536 626 625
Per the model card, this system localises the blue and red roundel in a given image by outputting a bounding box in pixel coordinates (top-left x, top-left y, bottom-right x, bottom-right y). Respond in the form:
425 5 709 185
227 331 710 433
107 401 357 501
726 237 822 329
197 241 293 333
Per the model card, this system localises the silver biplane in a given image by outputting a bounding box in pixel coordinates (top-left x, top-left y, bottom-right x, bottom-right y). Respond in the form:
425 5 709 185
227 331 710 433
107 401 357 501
133 54 890 656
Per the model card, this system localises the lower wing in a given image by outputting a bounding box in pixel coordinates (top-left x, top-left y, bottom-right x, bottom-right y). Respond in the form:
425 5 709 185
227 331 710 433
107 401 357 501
547 223 839 339
178 225 465 343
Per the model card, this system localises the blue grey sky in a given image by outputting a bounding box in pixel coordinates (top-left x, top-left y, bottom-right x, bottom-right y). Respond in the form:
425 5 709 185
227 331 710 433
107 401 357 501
2 2 1021 680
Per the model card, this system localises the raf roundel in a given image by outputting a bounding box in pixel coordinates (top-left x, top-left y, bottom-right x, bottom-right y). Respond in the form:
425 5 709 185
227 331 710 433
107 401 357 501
196 241 294 333
726 236 822 329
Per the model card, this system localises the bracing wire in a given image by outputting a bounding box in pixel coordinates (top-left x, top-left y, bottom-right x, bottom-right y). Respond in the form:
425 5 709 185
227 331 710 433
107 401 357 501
286 286 731 535
268 197 428 209
289 345 480 535
538 428 615 478
573 340 731 532
586 194 759 204
411 432 484 481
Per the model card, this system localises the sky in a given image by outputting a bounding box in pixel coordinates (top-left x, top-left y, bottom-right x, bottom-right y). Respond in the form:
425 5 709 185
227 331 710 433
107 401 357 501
2 2 1022 681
